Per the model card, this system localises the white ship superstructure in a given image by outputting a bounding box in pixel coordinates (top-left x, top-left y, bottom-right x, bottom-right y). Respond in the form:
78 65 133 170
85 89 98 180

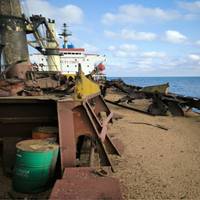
30 48 106 75
30 23 106 76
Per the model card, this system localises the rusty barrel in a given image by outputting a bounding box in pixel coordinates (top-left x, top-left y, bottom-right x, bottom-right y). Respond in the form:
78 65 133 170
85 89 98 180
32 126 58 141
13 139 59 193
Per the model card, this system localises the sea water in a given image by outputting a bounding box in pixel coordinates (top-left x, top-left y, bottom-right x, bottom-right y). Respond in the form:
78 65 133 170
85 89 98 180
108 77 200 98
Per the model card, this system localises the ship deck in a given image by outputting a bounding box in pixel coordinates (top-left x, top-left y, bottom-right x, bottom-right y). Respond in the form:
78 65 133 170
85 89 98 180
107 91 200 199
0 91 200 199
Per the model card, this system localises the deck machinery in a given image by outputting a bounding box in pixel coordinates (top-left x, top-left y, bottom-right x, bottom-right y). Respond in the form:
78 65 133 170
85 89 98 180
0 0 122 199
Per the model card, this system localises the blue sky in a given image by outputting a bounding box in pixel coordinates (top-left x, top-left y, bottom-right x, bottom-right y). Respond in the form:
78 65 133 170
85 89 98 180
24 0 200 76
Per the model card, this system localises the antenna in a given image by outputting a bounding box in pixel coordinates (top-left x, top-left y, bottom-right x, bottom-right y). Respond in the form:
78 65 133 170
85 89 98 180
59 23 72 48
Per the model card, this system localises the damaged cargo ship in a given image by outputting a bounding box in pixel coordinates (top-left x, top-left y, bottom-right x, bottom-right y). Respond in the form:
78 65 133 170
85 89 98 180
0 0 122 199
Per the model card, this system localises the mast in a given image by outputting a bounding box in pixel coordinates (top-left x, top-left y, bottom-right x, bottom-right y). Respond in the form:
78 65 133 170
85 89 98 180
59 23 72 48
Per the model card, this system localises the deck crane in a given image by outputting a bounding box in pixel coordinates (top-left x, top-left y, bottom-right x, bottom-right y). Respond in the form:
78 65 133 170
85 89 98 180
25 15 61 71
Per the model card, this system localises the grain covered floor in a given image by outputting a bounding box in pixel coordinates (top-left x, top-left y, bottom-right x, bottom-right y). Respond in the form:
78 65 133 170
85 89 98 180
107 93 200 199
1 92 200 199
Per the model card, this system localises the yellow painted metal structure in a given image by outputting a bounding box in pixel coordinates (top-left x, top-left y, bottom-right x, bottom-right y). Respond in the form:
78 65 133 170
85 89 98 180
139 83 169 94
74 70 100 100
64 74 76 79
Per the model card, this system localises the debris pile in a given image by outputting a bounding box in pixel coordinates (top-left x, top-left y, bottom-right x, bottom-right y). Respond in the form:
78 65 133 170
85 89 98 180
105 79 200 116
0 69 76 97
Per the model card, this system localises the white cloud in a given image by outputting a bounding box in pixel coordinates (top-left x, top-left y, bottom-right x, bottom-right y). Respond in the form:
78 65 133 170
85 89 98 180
165 30 187 43
60 5 84 24
121 29 157 41
196 40 200 46
189 54 200 62
119 44 138 51
178 1 200 12
104 29 157 41
142 51 167 58
23 0 84 25
106 42 200 76
107 45 116 51
82 43 98 53
107 44 167 61
106 52 200 76
115 50 129 57
104 30 117 38
102 4 181 25
107 44 138 58
184 13 198 20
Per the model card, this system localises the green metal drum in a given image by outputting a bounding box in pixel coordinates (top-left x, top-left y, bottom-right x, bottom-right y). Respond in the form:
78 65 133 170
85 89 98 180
13 139 59 193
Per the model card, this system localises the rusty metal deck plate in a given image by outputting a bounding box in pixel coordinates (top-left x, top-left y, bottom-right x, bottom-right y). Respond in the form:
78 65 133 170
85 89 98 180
50 167 122 200
50 177 122 200
63 167 112 179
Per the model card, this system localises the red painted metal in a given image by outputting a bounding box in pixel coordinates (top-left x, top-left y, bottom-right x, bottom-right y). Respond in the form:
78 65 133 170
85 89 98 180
50 178 122 200
97 63 105 71
6 62 31 79
60 48 85 52
50 167 122 200
57 100 77 169
0 93 120 173
63 167 98 179
0 94 122 198
57 95 118 171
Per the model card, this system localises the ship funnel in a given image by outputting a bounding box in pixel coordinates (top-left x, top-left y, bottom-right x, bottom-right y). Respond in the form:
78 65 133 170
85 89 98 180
0 0 29 69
